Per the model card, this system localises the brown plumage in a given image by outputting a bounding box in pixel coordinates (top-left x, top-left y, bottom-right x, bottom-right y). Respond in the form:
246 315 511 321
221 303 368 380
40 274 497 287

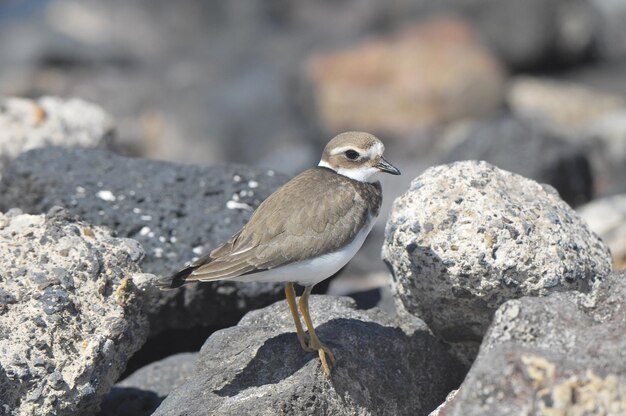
156 167 382 287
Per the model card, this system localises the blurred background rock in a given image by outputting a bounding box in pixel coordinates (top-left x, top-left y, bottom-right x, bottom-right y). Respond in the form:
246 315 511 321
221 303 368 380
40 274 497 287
1 0 625 303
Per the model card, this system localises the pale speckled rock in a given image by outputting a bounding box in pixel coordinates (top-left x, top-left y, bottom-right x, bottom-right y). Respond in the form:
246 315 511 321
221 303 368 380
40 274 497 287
99 352 197 416
0 208 150 416
578 194 626 269
442 270 626 415
382 161 612 364
0 147 288 334
153 296 464 416
0 96 113 177
441 116 593 206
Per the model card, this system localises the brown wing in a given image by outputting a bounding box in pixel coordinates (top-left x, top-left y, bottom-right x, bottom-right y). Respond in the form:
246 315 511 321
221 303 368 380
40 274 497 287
184 168 382 282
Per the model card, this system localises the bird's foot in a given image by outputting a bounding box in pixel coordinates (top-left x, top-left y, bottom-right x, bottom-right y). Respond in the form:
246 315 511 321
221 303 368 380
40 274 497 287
297 333 315 352
308 339 335 377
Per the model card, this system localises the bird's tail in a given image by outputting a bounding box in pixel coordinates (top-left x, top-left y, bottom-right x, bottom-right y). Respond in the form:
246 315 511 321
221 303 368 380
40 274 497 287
155 266 197 290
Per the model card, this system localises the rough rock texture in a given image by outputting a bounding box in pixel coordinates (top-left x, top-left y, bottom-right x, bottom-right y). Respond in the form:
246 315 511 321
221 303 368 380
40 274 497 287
579 195 626 269
0 208 150 416
443 270 626 415
99 353 197 416
153 296 464 416
0 147 288 334
442 116 593 206
382 161 612 363
307 17 504 137
0 96 113 176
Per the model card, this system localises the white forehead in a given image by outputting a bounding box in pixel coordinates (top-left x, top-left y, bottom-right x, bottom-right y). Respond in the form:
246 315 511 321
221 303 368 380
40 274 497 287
329 141 384 158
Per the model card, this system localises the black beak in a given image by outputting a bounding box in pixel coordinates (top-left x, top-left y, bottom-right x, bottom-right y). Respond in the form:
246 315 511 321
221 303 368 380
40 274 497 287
376 157 401 175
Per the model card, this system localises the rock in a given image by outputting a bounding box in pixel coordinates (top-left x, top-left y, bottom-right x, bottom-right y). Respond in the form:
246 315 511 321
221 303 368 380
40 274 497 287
0 208 150 416
578 195 626 269
442 270 626 415
0 96 113 178
306 17 505 138
506 77 626 197
99 352 197 416
507 77 626 134
382 161 612 364
428 389 458 416
582 110 626 195
0 147 289 334
153 296 464 416
441 115 593 207
463 0 597 70
591 0 626 60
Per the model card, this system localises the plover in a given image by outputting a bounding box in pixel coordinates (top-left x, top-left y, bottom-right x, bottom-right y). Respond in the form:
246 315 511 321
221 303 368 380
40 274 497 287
156 131 400 376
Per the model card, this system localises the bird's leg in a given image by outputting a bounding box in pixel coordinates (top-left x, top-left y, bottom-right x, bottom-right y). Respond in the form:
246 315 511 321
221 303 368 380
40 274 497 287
285 282 313 352
299 285 336 377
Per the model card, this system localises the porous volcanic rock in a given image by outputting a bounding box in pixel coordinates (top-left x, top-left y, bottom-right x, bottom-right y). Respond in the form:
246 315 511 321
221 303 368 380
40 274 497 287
0 208 150 416
382 161 612 363
442 270 626 415
442 116 593 206
0 147 288 334
153 296 464 416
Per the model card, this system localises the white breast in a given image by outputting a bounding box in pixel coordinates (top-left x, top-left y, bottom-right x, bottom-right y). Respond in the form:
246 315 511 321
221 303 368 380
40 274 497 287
232 216 376 287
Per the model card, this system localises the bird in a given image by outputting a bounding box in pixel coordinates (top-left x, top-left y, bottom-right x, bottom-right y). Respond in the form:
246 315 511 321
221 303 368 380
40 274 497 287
156 131 400 376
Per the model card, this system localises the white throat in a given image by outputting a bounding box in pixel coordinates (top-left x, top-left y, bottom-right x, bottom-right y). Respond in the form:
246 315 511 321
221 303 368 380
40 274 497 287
318 160 379 183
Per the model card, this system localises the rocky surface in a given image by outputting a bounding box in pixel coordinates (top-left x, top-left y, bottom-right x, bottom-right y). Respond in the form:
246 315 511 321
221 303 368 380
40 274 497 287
442 116 593 206
579 194 626 269
0 96 113 177
99 352 197 416
442 270 626 415
0 147 289 334
307 17 504 138
0 208 151 416
153 296 464 416
382 161 612 364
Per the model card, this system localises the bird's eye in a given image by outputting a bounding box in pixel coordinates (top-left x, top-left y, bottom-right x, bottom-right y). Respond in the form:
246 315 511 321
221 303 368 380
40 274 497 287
344 150 359 160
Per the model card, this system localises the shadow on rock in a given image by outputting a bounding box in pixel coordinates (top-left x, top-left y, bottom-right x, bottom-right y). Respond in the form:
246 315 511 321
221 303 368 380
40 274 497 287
216 317 463 415
99 387 163 416
214 332 316 396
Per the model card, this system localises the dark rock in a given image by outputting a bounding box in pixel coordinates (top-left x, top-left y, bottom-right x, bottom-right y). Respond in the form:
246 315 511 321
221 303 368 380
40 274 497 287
383 161 612 364
462 0 598 70
99 352 197 416
154 296 464 416
442 270 626 415
442 116 594 207
0 96 113 178
0 147 289 334
0 209 150 415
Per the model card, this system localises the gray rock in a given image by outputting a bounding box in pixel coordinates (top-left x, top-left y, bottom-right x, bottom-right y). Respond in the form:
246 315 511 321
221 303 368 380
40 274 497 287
0 147 288 334
0 208 150 416
0 96 113 178
592 0 626 60
462 0 598 70
578 194 626 269
153 296 464 416
382 161 612 364
443 270 626 415
442 116 593 206
99 352 197 416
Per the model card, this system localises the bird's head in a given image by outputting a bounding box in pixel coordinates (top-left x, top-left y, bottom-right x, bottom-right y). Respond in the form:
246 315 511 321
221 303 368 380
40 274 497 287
318 131 401 182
